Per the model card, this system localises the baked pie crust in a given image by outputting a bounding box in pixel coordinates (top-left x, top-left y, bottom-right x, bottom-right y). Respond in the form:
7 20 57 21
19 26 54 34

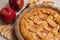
19 6 60 40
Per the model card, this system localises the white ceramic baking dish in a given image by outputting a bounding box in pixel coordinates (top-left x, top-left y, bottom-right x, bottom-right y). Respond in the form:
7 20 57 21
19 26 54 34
15 4 60 40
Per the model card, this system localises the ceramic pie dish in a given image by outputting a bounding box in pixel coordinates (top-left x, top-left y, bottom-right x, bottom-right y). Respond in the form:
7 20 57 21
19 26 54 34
15 4 60 40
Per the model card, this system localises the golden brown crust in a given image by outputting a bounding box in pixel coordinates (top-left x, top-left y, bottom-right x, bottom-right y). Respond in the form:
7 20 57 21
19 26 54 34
42 1 54 6
20 7 60 40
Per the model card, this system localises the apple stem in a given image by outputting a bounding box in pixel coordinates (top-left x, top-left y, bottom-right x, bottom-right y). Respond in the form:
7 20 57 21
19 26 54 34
6 9 9 14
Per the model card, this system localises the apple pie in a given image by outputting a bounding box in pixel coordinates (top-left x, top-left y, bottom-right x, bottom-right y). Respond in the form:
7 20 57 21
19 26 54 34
20 7 60 40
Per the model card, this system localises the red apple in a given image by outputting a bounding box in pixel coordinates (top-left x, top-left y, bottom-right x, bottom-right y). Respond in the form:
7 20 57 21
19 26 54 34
0 8 16 24
9 0 24 11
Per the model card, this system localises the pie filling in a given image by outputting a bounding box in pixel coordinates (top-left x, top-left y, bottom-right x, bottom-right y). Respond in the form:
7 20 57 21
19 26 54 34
20 7 60 40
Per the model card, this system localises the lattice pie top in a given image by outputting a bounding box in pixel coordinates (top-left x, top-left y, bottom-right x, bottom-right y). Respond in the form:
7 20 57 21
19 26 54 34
20 7 60 40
